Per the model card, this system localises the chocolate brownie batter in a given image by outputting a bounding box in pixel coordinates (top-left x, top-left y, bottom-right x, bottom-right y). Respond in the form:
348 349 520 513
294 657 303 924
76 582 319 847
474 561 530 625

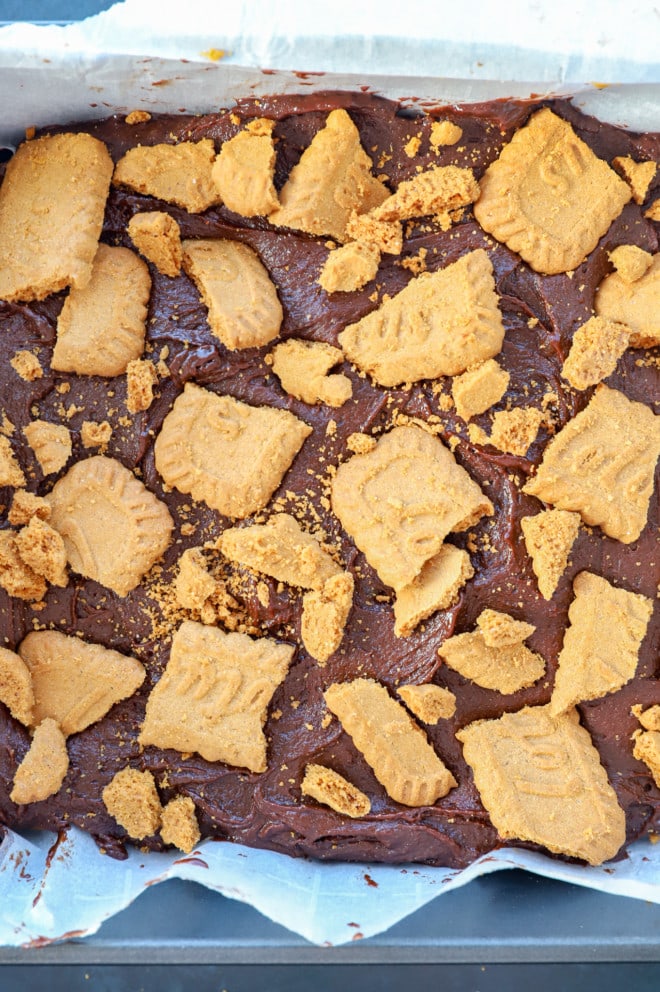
0 92 658 865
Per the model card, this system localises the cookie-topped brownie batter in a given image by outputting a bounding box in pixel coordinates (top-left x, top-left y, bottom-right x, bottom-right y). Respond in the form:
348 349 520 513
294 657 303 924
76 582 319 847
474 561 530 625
0 91 658 867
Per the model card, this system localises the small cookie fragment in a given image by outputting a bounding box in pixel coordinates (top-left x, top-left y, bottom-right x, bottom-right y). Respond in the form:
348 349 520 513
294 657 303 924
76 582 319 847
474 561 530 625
155 383 311 519
271 339 352 408
520 509 580 600
393 545 474 638
160 796 201 853
0 435 26 488
345 211 403 255
430 120 463 148
47 455 173 597
595 253 660 348
633 732 660 789
10 718 68 806
139 620 294 772
612 156 657 204
80 420 112 451
438 631 546 695
474 108 631 275
0 531 47 601
561 316 631 391
632 704 660 732
476 609 535 649
52 244 151 376
451 359 509 421
608 245 653 284
23 421 71 476
128 211 183 277
301 764 370 818
324 678 457 807
212 122 279 217
174 547 217 610
397 684 456 723
301 572 354 663
489 407 543 456
645 200 660 221
331 425 492 592
126 358 157 414
102 768 162 840
523 385 660 544
126 110 151 124
0 645 35 726
220 513 341 591
339 249 505 386
19 629 146 736
269 108 389 242
369 165 479 223
457 704 626 865
318 242 380 294
550 571 653 716
182 239 282 350
113 139 219 213
10 351 42 382
8 490 51 527
0 132 113 302
14 517 67 587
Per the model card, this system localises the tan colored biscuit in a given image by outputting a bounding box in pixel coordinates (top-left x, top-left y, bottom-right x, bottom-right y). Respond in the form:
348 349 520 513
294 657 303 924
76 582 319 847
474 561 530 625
339 249 505 386
52 245 151 377
438 630 546 695
47 455 173 597
8 490 51 527
324 678 457 806
102 768 162 840
19 629 146 736
23 421 71 476
393 545 474 638
80 421 112 451
318 242 380 293
174 547 217 611
595 253 660 348
160 796 201 853
474 108 631 274
155 383 311 519
182 239 283 350
476 609 535 648
15 517 68 587
128 211 183 277
301 572 354 663
550 572 653 716
212 124 279 217
10 718 69 806
520 509 581 601
0 531 47 602
345 211 403 254
523 385 660 544
430 121 463 148
0 132 113 302
0 435 26 488
489 407 543 456
271 339 352 407
457 704 626 865
139 620 294 773
220 513 341 591
10 351 43 382
561 316 631 390
113 139 219 213
332 425 492 592
608 245 653 284
612 155 657 204
126 358 157 414
301 764 370 818
370 165 479 222
633 730 660 789
451 360 509 421
0 645 35 726
125 110 151 125
632 704 660 732
645 200 660 221
397 684 456 723
269 108 389 242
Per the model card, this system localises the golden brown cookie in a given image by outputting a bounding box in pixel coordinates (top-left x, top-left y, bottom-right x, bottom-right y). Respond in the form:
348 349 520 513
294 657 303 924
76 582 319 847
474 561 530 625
102 767 162 840
397 684 457 723
10 718 69 806
301 573 354 663
595 253 659 348
128 211 183 277
520 509 580 600
212 122 279 217
301 764 371 818
113 139 219 213
271 339 352 407
393 545 474 638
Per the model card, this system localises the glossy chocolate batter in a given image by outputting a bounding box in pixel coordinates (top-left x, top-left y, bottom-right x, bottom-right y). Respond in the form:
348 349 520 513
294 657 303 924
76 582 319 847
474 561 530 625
0 92 658 866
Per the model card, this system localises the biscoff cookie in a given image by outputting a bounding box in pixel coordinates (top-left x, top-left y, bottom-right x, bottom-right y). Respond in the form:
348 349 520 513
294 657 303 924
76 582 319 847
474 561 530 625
301 764 371 818
393 545 474 638
397 684 457 723
10 718 69 806
212 121 279 218
301 572 354 663
23 421 71 476
270 339 352 407
113 139 219 213
595 253 660 348
520 509 581 600
128 211 183 277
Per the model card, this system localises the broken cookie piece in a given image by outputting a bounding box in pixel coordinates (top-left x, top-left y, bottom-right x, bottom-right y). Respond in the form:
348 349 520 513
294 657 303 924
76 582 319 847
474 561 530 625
80 420 113 452
139 620 294 773
23 421 71 476
126 358 157 414
339 249 505 386
608 245 653 284
301 763 370 818
345 211 402 254
0 435 26 488
438 629 545 695
10 718 69 806
550 571 652 716
0 531 47 601
324 678 457 806
14 517 68 587
113 139 219 213
318 242 380 294
128 211 183 277
8 490 51 527
476 609 535 649
561 316 631 391
174 547 217 610
331 425 492 592
10 350 42 382
301 572 354 663
595 252 660 348
393 545 474 638
0 645 35 726
633 731 660 789
457 704 626 865
612 156 657 204
102 767 162 840
488 406 543 456
155 383 311 519
397 684 456 723
520 509 580 600
451 359 509 421
212 121 279 217
632 704 660 732
160 795 201 853
368 165 479 223
430 120 463 148
271 339 352 407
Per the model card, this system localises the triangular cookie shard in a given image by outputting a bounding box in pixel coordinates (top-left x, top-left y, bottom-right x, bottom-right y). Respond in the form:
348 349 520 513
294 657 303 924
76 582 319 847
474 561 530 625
155 383 311 519
438 631 545 695
269 108 389 241
457 704 626 865
139 620 294 773
550 572 653 716
338 249 505 386
10 718 69 806
19 630 146 736
0 645 35 727
520 509 580 600
595 253 660 348
474 108 631 275
523 386 660 544
46 455 174 597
